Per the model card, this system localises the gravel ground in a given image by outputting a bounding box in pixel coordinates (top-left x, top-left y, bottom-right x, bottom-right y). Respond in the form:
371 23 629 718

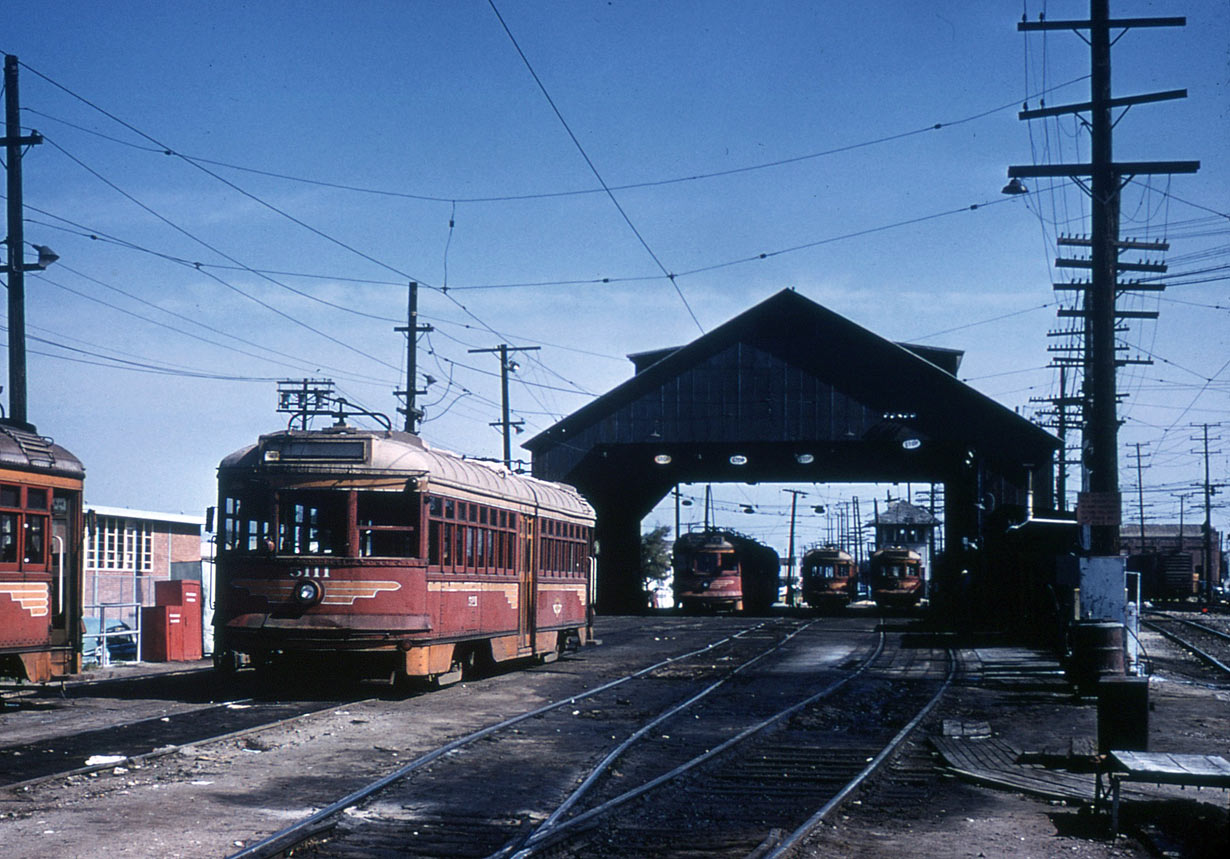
797 627 1230 859
2 618 1226 858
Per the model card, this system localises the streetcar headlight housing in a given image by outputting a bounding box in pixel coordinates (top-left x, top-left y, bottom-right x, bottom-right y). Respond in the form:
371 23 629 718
292 579 322 606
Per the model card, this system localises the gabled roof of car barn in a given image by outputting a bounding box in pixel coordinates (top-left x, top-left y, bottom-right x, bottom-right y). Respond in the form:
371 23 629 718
526 289 1057 485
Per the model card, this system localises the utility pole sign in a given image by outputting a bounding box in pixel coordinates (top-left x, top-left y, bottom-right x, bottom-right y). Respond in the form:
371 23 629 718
1008 1 1198 556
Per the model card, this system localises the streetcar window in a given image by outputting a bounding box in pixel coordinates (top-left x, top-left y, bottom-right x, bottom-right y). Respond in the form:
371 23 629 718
220 492 272 554
25 516 46 565
0 513 17 563
278 492 346 555
464 527 475 567
357 491 419 558
0 485 18 508
444 499 455 519
428 521 441 565
26 488 48 510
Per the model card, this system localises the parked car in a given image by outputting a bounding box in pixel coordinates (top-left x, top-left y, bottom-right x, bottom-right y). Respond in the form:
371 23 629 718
82 617 138 663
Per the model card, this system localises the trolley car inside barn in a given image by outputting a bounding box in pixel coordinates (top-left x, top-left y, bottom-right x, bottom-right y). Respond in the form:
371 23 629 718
870 546 924 609
800 545 858 611
671 529 779 614
213 424 595 684
0 422 85 682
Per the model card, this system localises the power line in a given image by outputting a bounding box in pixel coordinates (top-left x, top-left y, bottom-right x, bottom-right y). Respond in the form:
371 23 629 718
39 137 403 372
21 77 1093 205
485 0 702 333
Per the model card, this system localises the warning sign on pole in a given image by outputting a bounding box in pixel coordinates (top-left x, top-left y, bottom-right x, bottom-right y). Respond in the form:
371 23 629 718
1076 491 1122 527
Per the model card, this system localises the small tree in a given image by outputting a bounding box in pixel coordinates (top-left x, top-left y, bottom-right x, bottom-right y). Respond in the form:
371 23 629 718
641 524 673 606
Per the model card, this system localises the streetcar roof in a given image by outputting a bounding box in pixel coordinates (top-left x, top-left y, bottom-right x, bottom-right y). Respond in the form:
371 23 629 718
0 421 85 479
220 426 593 518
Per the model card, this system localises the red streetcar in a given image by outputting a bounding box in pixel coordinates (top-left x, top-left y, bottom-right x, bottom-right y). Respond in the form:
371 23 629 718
0 422 85 682
800 545 858 611
672 529 779 614
213 424 595 684
870 546 924 609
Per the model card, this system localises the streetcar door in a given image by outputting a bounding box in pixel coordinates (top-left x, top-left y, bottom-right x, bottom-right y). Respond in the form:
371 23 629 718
520 515 535 650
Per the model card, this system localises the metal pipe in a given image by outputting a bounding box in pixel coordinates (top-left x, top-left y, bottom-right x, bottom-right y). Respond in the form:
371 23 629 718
1009 471 1078 531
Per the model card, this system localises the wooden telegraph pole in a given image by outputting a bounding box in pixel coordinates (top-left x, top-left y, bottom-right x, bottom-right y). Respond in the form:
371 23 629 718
469 343 540 469
1008 2 1198 556
394 282 433 433
3 55 47 429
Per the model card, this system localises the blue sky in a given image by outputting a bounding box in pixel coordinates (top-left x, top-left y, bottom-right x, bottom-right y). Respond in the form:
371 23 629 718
2 1 1226 551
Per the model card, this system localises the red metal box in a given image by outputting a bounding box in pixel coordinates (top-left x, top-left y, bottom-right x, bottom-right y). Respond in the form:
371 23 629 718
141 605 185 662
153 580 203 659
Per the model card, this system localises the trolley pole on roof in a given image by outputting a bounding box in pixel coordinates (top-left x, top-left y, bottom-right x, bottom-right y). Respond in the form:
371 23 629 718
2 55 48 429
469 343 539 469
394 282 433 433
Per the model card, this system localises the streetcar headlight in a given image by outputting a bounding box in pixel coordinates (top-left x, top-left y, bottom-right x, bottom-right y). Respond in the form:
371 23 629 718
292 579 322 606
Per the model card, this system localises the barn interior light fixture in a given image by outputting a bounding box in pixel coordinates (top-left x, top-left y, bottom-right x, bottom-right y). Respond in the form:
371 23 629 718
729 454 748 466
653 453 672 465
795 452 815 464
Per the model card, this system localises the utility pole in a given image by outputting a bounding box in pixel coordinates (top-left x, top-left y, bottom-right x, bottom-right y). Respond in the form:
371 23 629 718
1031 365 1084 511
783 489 806 607
394 282 433 433
851 496 863 570
1173 493 1187 554
1192 423 1221 601
469 343 539 469
3 55 47 429
1009 2 1198 555
1130 442 1149 552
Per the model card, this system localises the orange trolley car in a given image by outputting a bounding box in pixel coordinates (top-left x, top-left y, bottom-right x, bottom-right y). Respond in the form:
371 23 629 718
0 422 85 682
213 425 595 684
800 545 858 611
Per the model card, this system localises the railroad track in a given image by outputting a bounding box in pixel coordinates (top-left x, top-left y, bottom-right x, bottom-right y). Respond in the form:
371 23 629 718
235 620 950 859
1143 611 1230 679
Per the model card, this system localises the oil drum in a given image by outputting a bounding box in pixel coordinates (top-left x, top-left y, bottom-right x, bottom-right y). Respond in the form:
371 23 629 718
1070 621 1125 693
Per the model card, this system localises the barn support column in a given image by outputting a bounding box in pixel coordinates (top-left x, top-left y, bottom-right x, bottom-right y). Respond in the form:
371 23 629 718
592 499 646 614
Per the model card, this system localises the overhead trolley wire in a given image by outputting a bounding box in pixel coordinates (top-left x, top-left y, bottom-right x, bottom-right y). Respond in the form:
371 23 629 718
484 0 702 333
22 78 1091 205
39 136 403 373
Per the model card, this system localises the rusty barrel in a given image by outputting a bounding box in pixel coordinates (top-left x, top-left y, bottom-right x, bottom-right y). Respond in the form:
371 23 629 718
1070 621 1125 693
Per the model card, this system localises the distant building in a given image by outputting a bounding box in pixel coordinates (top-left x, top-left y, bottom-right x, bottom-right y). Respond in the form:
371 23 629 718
1120 523 1223 592
84 504 205 630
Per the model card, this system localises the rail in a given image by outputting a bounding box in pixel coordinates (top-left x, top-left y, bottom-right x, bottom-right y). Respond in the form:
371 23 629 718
501 628 889 858
764 647 956 858
1143 615 1230 676
227 622 779 859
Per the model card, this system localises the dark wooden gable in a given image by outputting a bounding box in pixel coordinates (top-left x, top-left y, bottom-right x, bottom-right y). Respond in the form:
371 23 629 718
527 289 1056 484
